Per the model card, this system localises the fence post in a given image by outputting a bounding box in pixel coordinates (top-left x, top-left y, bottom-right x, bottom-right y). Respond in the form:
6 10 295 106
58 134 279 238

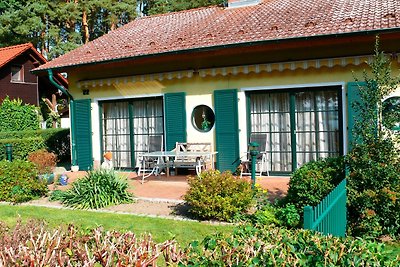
303 205 313 230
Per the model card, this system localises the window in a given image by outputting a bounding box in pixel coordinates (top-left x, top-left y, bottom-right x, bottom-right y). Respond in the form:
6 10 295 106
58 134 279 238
383 96 400 130
248 86 342 174
101 97 164 169
191 105 215 132
11 65 23 82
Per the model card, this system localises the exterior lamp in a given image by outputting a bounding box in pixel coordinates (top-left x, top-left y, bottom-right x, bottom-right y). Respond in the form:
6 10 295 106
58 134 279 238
5 144 12 161
249 141 259 188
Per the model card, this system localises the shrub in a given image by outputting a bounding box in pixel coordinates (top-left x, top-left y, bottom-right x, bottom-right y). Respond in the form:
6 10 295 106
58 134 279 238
346 43 400 238
0 160 48 203
275 203 301 228
0 137 46 160
281 156 345 215
184 170 254 221
0 96 40 132
28 149 58 174
0 128 70 162
0 220 179 266
53 169 134 209
179 225 400 266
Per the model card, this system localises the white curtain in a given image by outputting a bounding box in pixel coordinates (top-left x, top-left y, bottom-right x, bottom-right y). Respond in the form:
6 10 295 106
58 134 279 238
132 99 163 163
250 93 292 172
295 90 339 167
250 89 339 172
102 99 164 169
103 102 131 168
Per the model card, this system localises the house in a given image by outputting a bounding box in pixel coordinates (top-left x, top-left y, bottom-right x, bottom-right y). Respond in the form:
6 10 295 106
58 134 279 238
33 0 400 174
0 43 69 127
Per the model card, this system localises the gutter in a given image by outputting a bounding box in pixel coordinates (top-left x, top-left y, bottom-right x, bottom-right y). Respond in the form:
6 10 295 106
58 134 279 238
47 69 74 100
47 69 77 166
33 27 400 73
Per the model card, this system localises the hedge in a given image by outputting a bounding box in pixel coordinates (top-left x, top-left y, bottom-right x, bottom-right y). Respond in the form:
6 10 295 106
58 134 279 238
0 128 70 162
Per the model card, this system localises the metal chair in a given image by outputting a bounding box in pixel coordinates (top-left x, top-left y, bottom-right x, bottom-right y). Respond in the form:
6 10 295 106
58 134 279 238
137 135 164 181
240 133 269 178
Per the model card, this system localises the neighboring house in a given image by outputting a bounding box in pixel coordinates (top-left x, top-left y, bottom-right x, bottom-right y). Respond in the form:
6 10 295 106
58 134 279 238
0 43 68 122
34 0 400 174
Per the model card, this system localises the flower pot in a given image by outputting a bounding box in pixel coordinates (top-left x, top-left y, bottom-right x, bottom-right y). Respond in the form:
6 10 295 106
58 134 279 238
38 173 55 185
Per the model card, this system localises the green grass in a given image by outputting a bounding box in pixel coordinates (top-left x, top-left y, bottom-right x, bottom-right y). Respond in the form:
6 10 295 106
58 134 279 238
0 204 233 246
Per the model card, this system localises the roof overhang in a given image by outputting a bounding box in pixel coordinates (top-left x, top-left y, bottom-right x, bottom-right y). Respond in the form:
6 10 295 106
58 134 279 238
32 28 400 78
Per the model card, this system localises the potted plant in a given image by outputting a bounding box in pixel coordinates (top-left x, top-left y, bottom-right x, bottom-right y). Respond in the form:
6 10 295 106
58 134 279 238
28 149 58 184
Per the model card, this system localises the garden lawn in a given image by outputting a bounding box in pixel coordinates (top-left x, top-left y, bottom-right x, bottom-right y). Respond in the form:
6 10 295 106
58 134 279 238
0 204 233 246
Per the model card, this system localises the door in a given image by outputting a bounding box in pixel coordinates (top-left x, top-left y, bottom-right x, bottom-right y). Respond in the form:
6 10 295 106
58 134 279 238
248 86 342 174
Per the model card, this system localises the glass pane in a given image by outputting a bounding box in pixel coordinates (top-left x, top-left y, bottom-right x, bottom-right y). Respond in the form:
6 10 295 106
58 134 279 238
270 112 290 132
315 90 338 111
296 91 315 112
296 111 316 132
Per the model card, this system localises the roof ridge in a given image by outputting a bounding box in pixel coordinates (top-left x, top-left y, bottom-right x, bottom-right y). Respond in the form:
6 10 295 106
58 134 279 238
0 42 33 51
136 4 222 21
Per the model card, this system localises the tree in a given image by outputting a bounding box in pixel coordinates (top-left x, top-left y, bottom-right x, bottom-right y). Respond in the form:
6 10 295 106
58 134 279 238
346 38 400 238
139 0 224 16
0 0 137 59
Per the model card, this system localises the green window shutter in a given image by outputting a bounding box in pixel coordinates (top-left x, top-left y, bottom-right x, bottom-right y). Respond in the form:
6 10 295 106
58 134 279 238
71 99 93 170
164 93 186 150
214 89 239 172
347 82 366 150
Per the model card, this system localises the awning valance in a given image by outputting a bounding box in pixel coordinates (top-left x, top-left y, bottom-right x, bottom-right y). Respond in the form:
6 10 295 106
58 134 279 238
77 54 387 89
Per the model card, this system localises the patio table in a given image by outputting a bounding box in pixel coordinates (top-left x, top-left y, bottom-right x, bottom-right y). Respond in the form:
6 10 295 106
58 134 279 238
139 151 218 183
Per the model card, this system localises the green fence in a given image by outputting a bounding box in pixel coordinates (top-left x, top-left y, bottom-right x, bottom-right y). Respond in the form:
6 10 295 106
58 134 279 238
303 178 347 237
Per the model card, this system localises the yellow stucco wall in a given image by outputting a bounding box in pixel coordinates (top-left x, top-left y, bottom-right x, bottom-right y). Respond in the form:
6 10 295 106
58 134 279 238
67 61 400 164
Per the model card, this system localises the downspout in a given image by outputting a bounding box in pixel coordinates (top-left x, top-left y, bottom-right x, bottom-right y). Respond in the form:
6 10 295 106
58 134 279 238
47 69 77 166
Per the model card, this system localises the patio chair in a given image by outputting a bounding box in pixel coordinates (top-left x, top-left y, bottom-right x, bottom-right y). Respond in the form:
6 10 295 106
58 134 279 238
137 135 164 181
240 133 269 178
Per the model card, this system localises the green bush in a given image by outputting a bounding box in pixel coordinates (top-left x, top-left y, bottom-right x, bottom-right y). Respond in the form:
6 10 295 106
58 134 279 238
0 128 70 162
184 170 254 221
347 140 400 237
0 138 46 161
53 169 134 209
0 96 40 132
281 156 345 215
346 44 400 238
0 160 48 203
179 225 399 266
275 203 301 228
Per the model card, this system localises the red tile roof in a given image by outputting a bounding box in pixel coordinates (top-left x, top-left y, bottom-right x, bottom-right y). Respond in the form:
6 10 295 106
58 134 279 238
0 43 45 68
36 0 400 71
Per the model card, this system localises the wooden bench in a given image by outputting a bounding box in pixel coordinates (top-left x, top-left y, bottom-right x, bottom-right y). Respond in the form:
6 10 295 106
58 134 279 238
174 142 213 175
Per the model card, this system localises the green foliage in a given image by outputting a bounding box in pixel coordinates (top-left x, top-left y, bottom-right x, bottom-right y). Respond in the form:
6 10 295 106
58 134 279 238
275 204 301 228
142 0 224 15
0 160 47 203
0 137 46 160
184 170 254 221
347 40 400 238
53 169 134 209
0 128 70 162
0 96 40 132
0 0 136 59
282 156 345 215
179 225 400 266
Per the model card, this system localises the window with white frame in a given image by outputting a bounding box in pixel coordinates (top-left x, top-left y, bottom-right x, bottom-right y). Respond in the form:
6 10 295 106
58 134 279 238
11 65 23 82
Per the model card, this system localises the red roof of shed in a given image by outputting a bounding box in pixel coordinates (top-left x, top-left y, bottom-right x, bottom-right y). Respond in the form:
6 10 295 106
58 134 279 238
35 0 400 71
